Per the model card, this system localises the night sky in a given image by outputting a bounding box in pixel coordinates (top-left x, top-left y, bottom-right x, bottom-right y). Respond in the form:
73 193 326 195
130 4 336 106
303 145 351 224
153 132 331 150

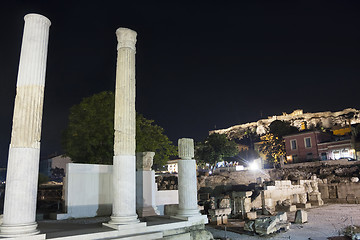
1 1 360 165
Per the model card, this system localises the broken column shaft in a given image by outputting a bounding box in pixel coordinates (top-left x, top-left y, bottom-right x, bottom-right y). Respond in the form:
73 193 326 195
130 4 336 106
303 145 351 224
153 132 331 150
177 138 200 217
0 13 51 237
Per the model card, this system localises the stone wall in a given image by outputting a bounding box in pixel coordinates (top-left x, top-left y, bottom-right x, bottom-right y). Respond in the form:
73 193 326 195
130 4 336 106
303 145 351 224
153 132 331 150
198 161 360 196
319 182 360 203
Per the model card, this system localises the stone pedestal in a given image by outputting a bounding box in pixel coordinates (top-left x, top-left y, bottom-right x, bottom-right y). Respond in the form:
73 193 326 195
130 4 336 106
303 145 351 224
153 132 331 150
208 208 231 225
294 210 308 223
308 192 324 206
232 191 252 219
176 138 200 218
0 13 50 238
136 152 159 217
108 27 139 226
309 175 324 206
296 192 311 208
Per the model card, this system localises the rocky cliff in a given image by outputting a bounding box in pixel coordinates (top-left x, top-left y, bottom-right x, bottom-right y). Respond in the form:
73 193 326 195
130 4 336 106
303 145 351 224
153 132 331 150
210 108 360 139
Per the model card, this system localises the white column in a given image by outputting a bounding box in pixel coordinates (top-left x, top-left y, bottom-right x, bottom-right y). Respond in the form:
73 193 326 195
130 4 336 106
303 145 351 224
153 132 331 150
109 27 139 225
136 152 159 217
176 138 200 217
0 14 51 237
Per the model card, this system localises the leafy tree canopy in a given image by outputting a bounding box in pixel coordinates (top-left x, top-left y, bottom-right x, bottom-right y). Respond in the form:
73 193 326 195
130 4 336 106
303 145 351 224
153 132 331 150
269 120 299 138
258 133 285 164
258 120 298 165
62 91 177 166
195 133 239 167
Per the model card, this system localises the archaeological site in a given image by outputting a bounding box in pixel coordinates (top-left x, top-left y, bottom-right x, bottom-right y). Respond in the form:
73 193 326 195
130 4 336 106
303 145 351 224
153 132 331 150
1 7 360 240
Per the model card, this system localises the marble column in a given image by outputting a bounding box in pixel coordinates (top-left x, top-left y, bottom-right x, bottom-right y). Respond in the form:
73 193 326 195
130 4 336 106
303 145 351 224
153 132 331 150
0 14 51 237
176 138 201 217
136 152 159 217
109 27 139 225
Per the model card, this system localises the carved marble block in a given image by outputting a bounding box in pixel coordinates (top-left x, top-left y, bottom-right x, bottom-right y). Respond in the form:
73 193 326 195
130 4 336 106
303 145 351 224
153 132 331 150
136 152 155 171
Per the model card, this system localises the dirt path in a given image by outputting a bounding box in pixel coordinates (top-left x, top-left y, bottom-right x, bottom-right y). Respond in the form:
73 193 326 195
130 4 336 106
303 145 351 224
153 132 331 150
206 204 360 240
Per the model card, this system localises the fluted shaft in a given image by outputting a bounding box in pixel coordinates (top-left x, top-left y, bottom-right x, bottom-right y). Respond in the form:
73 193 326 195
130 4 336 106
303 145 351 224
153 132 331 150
114 28 136 156
0 13 50 237
109 27 139 225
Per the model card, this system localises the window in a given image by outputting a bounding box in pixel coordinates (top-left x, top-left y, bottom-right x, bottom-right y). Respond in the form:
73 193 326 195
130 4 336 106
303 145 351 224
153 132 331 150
306 153 313 160
321 152 327 160
290 139 297 150
292 155 298 162
304 137 311 148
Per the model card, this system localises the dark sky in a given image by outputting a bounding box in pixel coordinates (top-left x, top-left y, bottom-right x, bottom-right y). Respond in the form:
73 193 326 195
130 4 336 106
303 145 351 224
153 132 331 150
1 1 360 165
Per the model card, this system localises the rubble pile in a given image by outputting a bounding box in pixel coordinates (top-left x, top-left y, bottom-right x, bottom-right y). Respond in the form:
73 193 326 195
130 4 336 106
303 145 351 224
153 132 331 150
156 175 178 190
244 212 291 235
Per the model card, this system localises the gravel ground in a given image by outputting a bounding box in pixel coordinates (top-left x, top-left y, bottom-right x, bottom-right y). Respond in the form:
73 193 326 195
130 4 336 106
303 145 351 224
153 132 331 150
206 204 360 240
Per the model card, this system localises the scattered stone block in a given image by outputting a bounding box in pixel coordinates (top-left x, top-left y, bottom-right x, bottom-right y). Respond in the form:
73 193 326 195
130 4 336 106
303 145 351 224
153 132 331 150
222 215 228 224
346 194 358 204
232 191 252 198
254 216 280 235
210 216 222 225
353 233 360 240
291 194 300 204
246 211 257 220
219 198 230 209
244 220 255 232
309 192 324 206
208 208 231 225
351 177 359 183
276 212 287 222
276 222 291 232
276 204 296 212
294 210 308 223
262 207 275 215
296 203 311 209
282 199 291 207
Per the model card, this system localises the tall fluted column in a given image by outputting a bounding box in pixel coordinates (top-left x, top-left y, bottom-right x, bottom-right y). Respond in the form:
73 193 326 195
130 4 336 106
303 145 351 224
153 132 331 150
0 14 50 237
109 27 139 225
177 138 201 217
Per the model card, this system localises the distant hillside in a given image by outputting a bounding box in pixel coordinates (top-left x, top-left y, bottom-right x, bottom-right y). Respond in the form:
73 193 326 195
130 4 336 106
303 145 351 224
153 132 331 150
210 108 360 140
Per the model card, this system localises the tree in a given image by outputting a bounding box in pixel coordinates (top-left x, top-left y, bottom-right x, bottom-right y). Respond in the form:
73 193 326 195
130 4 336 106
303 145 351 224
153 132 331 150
136 113 177 167
258 120 298 165
62 91 177 166
258 133 285 164
195 133 239 167
269 120 298 138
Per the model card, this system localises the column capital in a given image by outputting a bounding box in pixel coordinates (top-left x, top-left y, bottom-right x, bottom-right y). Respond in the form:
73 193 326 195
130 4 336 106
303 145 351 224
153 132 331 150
178 138 194 160
116 27 137 51
24 13 51 26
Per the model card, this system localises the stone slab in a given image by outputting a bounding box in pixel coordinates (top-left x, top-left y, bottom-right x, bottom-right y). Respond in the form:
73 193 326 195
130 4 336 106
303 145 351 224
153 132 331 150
102 222 146 231
294 209 308 224
275 204 297 212
296 203 311 209
246 212 257 220
2 234 46 240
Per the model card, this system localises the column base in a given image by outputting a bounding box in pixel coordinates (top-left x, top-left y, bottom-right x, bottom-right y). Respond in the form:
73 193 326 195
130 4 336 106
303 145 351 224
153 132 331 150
0 222 42 238
108 215 140 225
103 221 146 231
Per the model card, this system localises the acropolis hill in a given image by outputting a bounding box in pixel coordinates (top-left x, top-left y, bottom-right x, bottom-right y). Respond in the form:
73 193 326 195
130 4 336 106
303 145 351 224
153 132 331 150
210 108 360 139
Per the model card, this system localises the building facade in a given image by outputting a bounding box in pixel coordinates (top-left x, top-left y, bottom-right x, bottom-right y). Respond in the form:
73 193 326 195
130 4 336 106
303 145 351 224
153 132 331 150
284 131 355 162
